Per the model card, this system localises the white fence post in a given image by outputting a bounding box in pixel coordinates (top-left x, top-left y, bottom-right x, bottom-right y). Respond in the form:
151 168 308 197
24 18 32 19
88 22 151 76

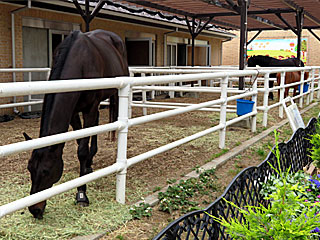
299 70 305 108
219 76 228 149
151 73 155 99
306 70 310 105
279 72 285 118
263 73 269 127
310 68 315 103
28 72 32 112
128 87 133 119
141 73 148 116
169 82 174 98
179 81 183 97
317 68 320 99
251 73 258 132
116 84 130 204
142 90 147 116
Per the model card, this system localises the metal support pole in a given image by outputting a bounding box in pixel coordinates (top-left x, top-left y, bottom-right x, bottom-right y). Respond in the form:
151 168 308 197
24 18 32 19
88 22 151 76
191 17 195 67
295 10 303 63
239 0 248 90
116 84 130 204
219 76 228 149
85 0 90 32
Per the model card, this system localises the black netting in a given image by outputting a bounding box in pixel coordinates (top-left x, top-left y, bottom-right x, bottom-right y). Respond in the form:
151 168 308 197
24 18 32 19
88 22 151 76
153 117 319 240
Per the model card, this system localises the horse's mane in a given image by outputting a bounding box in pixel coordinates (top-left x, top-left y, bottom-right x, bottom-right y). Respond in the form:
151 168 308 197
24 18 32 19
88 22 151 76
252 55 275 60
40 31 81 137
49 31 80 80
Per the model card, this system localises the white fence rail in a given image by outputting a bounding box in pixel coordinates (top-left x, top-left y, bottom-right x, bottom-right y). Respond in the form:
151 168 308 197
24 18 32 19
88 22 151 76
0 67 319 219
129 66 320 126
0 68 51 112
0 70 259 218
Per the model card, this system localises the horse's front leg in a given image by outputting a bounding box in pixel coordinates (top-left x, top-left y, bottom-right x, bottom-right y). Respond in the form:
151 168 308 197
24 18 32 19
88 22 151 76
293 86 298 97
284 87 289 98
72 110 99 206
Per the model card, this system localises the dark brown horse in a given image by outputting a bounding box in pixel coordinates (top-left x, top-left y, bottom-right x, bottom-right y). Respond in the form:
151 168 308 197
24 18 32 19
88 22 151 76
23 29 129 219
247 55 304 100
276 71 309 99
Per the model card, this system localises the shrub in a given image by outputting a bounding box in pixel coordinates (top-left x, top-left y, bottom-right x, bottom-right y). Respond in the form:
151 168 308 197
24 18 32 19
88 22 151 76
308 120 320 168
207 130 320 239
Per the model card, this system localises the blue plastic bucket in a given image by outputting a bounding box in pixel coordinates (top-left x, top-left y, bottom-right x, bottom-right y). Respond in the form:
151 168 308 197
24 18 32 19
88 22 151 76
236 99 254 116
298 83 309 93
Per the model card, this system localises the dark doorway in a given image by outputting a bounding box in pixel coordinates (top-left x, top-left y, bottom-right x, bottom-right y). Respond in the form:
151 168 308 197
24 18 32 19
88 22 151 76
177 44 187 66
126 39 151 66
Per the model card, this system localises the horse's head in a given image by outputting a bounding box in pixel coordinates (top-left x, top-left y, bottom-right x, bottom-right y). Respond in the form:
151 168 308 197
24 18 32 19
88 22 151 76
24 133 64 219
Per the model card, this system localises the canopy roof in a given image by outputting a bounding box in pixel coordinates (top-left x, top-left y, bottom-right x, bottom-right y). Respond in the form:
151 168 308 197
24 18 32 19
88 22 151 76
118 0 320 31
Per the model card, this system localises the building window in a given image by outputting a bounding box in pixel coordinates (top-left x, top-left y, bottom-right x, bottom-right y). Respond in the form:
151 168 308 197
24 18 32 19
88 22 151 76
166 43 177 66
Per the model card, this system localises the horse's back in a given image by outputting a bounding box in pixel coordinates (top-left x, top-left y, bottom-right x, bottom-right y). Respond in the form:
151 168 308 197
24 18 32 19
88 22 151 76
84 29 129 77
61 29 129 80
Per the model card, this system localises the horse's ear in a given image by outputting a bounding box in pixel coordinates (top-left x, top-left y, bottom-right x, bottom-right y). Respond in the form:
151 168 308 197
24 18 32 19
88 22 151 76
23 132 32 141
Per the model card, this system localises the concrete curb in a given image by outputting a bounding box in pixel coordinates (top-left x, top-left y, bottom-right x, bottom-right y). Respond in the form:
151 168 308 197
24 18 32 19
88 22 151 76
71 102 318 240
71 233 106 240
134 101 318 207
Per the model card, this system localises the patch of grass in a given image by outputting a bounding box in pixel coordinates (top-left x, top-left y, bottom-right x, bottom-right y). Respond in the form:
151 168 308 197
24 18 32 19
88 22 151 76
152 186 161 192
129 202 152 219
256 147 266 159
228 160 243 175
116 235 125 240
0 173 132 239
211 149 229 159
158 168 219 214
166 179 177 184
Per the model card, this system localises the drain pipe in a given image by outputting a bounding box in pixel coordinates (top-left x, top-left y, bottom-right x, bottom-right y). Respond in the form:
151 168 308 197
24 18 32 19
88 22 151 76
163 27 178 66
11 0 31 114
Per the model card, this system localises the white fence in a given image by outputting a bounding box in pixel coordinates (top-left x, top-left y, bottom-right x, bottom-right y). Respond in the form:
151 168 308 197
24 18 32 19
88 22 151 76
0 67 319 218
0 68 50 112
129 66 320 126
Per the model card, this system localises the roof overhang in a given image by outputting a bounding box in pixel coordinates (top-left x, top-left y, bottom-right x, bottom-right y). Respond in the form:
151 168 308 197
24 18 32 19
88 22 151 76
2 0 236 40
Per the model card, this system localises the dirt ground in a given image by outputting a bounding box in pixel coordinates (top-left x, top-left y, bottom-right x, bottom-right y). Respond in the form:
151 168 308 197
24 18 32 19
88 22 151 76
0 92 315 239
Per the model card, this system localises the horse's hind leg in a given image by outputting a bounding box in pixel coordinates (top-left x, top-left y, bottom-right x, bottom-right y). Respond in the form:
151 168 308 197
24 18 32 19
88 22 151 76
72 110 99 206
108 91 118 141
269 80 274 100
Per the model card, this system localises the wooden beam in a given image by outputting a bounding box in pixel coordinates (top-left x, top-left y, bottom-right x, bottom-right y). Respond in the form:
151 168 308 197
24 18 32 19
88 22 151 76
276 13 297 34
247 30 262 45
308 29 320 42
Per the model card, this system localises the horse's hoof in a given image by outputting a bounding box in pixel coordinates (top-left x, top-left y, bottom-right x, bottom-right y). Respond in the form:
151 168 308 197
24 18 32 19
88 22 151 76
76 191 89 206
77 201 89 207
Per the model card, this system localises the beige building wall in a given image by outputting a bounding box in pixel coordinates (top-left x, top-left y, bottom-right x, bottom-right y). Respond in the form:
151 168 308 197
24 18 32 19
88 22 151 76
0 2 228 114
1 2 225 70
222 30 320 66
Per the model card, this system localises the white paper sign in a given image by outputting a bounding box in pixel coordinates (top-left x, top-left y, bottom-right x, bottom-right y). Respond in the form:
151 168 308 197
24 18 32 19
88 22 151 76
282 97 305 131
287 103 305 129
